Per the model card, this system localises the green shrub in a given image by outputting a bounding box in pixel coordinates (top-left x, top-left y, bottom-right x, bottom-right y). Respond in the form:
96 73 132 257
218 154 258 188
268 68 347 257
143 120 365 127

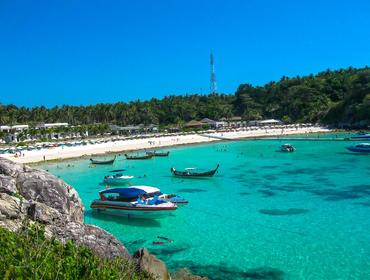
0 222 153 280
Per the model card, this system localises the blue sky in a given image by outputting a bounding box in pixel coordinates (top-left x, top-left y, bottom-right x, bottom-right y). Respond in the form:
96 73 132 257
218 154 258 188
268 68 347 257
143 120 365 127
1 0 369 107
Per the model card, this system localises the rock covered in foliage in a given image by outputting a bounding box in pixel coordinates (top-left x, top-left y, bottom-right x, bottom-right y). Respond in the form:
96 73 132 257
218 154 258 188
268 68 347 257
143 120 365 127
0 157 129 259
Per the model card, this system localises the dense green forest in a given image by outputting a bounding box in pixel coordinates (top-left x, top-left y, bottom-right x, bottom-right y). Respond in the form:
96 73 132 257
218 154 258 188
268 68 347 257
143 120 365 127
0 222 153 280
1 67 369 127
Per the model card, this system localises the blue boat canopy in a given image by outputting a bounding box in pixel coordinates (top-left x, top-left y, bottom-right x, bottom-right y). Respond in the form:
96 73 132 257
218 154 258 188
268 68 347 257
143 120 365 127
100 187 147 198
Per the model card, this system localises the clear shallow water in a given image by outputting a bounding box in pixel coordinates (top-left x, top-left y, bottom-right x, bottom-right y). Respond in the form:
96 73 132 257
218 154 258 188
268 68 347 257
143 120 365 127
39 138 370 280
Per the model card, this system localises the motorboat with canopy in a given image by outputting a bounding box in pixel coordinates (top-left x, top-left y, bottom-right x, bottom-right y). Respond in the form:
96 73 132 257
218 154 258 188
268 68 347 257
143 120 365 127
280 144 295 152
170 164 219 178
103 173 134 185
346 143 370 153
90 187 177 219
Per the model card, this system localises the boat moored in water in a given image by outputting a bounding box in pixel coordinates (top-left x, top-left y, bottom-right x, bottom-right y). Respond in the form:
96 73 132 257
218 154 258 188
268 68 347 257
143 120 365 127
103 173 134 185
90 156 116 165
280 144 295 152
124 154 153 160
146 151 170 157
350 133 370 140
90 187 177 219
170 164 219 178
346 143 370 153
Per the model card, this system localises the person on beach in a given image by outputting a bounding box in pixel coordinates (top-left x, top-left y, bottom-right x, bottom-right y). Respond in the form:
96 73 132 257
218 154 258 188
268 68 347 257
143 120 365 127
43 155 46 161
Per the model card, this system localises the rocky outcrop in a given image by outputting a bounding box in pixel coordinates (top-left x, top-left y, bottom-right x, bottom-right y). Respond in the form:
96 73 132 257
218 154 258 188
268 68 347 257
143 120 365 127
0 157 129 260
134 248 171 280
0 174 17 195
172 268 209 280
17 167 84 223
51 223 130 259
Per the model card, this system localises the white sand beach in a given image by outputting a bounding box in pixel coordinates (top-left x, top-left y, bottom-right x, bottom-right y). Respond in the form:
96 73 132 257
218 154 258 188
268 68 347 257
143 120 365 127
1 125 331 164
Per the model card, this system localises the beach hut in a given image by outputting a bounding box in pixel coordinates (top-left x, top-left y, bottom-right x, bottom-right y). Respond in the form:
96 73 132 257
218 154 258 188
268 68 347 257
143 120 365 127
258 119 282 126
184 120 204 129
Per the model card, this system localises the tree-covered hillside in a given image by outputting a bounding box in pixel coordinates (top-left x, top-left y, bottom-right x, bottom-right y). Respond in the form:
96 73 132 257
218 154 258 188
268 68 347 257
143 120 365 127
1 66 369 127
235 67 370 126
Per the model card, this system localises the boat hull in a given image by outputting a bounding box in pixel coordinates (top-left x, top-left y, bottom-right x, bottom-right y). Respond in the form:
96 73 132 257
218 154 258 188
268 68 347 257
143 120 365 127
90 156 116 165
146 151 170 157
170 164 219 178
90 201 176 219
346 146 370 153
351 135 370 140
124 154 153 160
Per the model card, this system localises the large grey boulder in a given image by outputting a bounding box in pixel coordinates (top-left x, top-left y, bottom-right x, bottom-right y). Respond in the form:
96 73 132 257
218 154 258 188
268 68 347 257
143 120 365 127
134 248 170 280
17 168 84 223
0 158 25 177
0 192 23 220
0 174 17 195
172 268 209 280
0 192 25 232
0 157 129 260
51 222 130 259
27 201 64 225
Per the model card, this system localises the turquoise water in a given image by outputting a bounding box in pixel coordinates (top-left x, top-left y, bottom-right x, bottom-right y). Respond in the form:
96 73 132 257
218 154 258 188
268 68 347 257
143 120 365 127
39 139 370 280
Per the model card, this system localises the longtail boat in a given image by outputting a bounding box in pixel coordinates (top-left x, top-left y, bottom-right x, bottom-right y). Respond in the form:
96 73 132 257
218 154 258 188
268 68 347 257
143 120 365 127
170 164 219 178
146 151 170 157
125 154 153 160
90 156 116 165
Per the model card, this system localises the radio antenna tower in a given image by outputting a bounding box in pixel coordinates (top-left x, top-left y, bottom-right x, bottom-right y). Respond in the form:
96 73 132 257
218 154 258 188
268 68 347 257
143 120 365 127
210 52 217 94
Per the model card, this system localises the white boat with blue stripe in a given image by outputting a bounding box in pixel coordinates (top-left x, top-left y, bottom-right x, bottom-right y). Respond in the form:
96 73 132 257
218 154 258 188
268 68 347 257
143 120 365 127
90 187 177 219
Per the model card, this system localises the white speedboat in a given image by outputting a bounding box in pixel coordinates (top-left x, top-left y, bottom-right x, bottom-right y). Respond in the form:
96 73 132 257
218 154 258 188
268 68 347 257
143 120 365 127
90 187 177 219
350 133 370 140
103 173 134 185
129 185 188 204
346 143 370 153
280 144 295 152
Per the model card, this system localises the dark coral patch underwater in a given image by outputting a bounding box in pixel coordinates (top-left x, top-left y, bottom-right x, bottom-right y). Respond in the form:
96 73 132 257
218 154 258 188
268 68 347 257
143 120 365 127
259 208 309 216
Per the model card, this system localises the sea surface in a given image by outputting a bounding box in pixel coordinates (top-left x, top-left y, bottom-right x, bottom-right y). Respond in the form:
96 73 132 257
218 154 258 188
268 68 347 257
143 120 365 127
39 136 370 280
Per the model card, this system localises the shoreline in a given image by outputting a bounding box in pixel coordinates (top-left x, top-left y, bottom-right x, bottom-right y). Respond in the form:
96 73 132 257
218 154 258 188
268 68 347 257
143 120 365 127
0 126 337 164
